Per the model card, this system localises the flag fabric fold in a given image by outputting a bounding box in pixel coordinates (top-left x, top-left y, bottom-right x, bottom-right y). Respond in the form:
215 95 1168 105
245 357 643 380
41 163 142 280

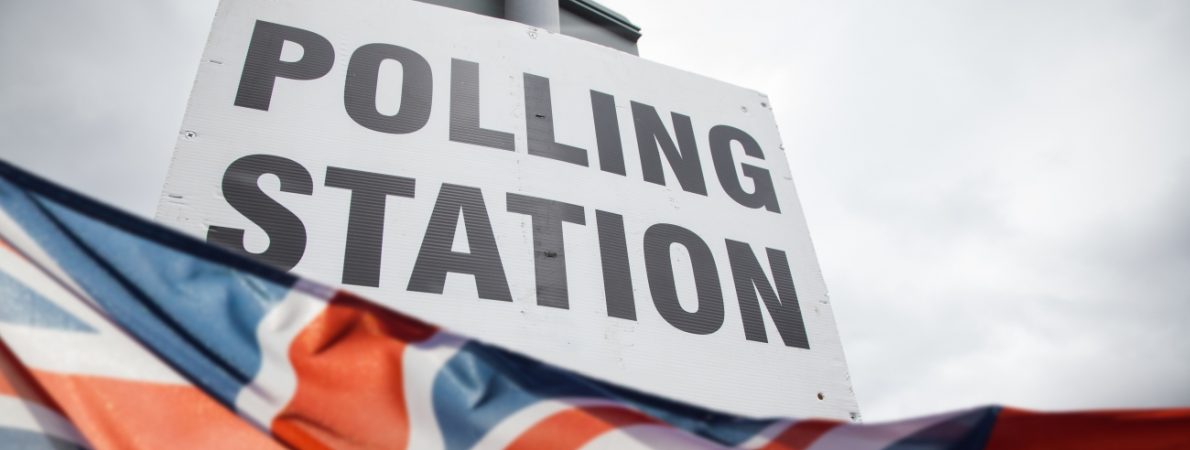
0 159 1185 450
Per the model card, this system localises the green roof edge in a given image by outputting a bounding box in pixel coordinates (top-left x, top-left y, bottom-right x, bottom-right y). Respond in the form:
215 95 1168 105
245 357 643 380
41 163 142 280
560 0 642 42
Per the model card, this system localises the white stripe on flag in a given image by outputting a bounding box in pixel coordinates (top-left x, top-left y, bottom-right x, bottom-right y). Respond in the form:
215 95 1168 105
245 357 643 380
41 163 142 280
0 231 187 385
0 396 87 446
403 331 466 450
234 279 330 430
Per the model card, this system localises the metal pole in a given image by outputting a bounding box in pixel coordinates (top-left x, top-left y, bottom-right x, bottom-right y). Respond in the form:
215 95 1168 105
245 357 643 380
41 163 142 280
505 0 561 33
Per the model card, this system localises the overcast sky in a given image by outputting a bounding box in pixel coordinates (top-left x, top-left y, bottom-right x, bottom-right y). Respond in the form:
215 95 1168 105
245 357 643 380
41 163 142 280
2 0 1187 422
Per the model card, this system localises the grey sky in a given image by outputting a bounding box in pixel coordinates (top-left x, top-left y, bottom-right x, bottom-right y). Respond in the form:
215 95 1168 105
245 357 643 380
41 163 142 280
2 0 1187 421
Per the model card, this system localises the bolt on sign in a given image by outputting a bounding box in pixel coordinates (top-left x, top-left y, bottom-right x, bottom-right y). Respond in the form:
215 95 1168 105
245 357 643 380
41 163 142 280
158 0 859 420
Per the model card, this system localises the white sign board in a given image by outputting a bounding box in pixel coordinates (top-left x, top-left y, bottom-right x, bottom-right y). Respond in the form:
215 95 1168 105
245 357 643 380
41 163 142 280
158 0 858 420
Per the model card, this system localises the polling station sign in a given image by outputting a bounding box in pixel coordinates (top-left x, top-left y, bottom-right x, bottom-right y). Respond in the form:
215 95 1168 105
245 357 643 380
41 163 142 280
157 0 859 419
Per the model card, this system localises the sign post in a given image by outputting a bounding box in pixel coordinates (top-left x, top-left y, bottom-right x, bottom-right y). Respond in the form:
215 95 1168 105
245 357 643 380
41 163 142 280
505 0 562 32
158 0 859 420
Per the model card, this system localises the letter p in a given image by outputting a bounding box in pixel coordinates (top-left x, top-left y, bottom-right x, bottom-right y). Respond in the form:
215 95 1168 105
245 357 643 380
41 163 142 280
234 20 334 111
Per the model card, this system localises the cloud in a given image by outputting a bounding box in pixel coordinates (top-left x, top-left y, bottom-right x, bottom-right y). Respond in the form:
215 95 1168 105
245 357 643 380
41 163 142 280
0 0 217 216
602 0 1190 420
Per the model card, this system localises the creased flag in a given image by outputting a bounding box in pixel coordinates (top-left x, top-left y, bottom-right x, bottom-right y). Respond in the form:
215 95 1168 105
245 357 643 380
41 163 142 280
0 158 1186 449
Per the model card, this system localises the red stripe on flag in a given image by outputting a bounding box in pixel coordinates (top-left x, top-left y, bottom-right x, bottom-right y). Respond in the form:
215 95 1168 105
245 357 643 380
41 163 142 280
760 419 845 450
30 370 282 450
271 291 437 450
506 405 661 450
985 407 1190 450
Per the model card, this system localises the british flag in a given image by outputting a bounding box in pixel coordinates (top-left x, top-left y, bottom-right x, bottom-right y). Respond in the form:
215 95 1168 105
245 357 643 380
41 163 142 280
0 159 1185 449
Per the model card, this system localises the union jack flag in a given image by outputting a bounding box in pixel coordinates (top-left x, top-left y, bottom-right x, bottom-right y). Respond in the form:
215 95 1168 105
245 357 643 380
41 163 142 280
0 159 1186 449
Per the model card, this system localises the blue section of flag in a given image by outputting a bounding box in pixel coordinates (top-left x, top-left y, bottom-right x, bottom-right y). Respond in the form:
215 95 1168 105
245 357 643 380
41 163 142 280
39 199 290 381
0 270 94 332
433 340 774 450
0 167 294 407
